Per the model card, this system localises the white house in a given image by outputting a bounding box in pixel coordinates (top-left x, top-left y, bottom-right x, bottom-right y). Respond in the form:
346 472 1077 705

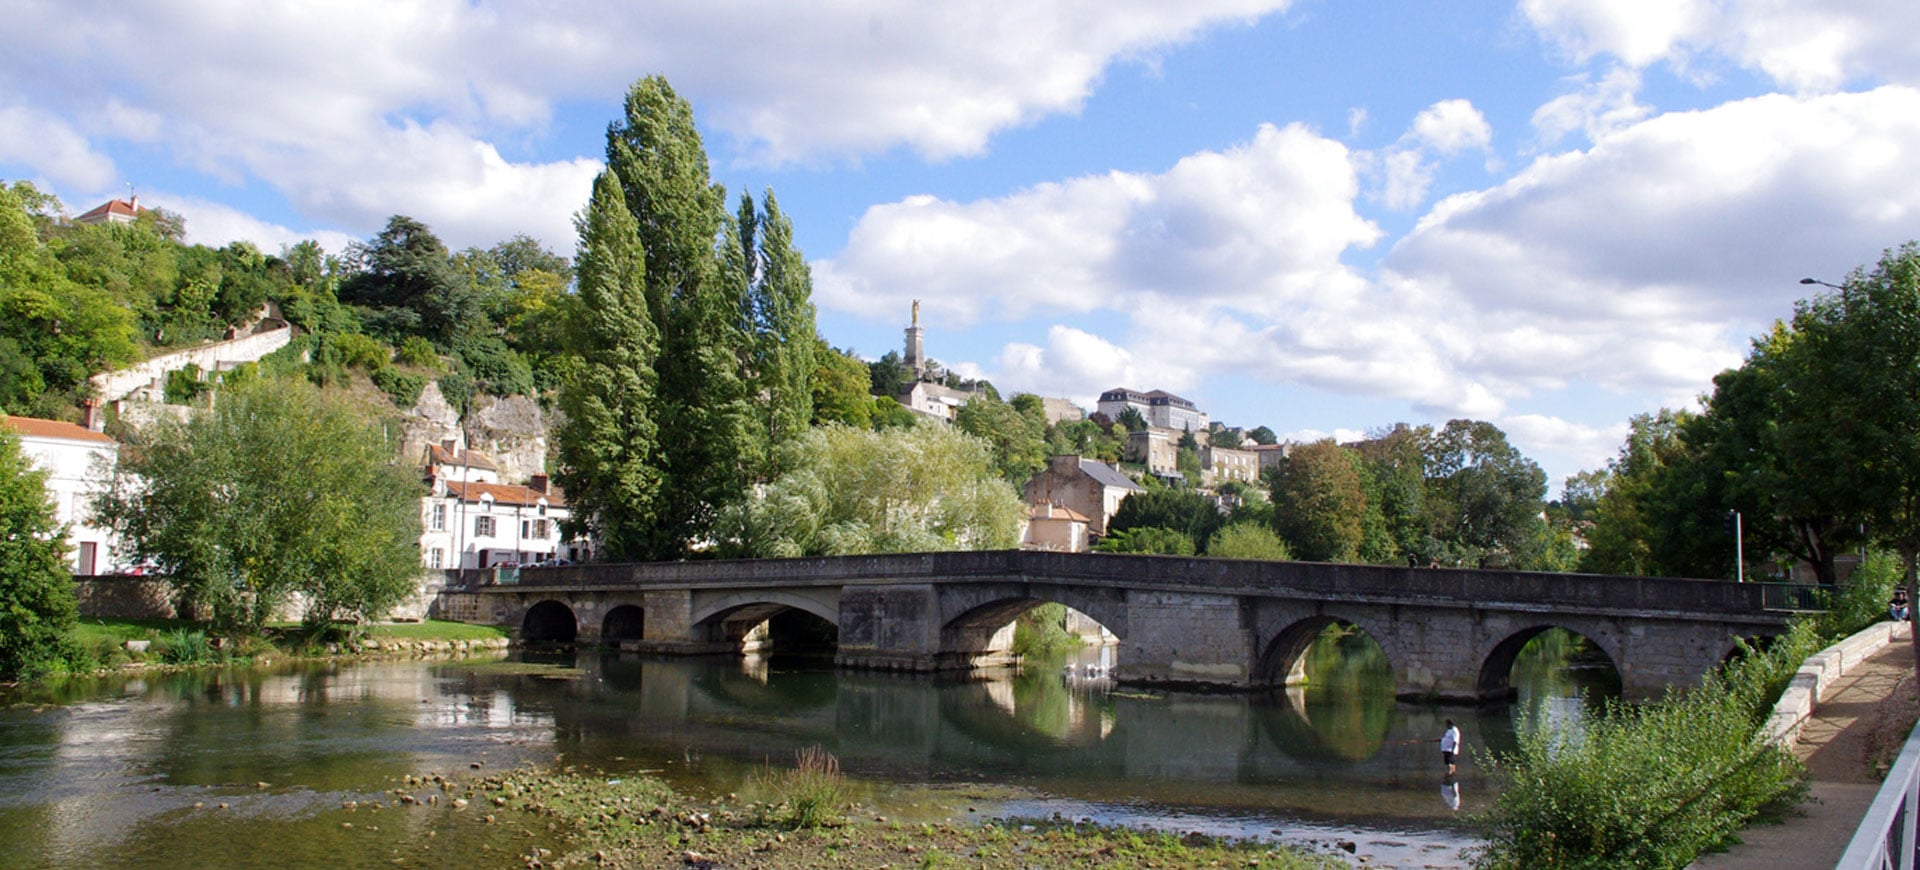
416 440 581 570
4 415 121 574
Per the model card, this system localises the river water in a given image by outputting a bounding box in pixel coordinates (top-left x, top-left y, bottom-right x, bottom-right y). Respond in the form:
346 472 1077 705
0 630 1616 869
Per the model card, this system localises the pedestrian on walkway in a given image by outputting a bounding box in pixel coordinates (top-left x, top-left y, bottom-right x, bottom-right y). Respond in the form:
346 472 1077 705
1439 719 1461 775
1890 588 1909 622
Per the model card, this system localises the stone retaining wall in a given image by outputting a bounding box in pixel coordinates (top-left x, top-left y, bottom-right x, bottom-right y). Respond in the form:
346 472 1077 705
74 576 180 619
1764 620 1913 746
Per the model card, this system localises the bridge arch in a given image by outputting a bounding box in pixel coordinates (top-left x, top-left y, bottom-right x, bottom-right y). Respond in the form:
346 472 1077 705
690 590 838 628
692 593 841 656
602 605 645 642
1254 615 1397 687
522 599 578 643
1476 624 1623 699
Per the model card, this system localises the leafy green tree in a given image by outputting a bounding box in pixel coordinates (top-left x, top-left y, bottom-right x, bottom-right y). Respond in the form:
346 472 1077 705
1788 243 1920 636
92 378 422 633
1092 527 1197 555
1045 417 1124 463
1108 488 1223 554
603 75 756 558
1268 439 1366 562
955 391 1048 484
1114 406 1148 433
1207 521 1293 560
554 171 662 561
734 190 817 480
0 430 81 680
1247 425 1278 445
340 215 480 345
868 350 907 397
1421 419 1547 567
715 423 1023 557
1579 410 1704 576
812 342 875 428
1355 425 1429 563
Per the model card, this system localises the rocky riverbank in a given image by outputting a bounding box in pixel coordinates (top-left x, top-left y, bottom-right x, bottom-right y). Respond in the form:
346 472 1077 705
369 766 1356 870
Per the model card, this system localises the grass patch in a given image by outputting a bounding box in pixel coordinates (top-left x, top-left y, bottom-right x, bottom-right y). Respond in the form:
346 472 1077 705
73 617 197 646
755 746 850 829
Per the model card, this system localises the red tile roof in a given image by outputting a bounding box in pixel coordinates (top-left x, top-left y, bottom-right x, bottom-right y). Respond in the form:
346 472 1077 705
444 480 564 508
3 415 116 445
74 198 148 224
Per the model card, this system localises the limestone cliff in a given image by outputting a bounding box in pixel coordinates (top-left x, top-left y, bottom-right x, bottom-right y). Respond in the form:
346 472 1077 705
399 382 553 484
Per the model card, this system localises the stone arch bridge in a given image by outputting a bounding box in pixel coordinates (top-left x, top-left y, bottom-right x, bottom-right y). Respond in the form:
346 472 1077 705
445 550 1788 702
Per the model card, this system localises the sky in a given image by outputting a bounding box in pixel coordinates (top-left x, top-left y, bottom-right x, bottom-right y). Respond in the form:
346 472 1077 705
5 0 1920 491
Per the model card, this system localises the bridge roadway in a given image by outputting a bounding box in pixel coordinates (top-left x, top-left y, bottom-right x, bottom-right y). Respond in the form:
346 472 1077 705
445 550 1789 702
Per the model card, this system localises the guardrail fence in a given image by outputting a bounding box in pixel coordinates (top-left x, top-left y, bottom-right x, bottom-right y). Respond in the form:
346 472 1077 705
1839 718 1920 869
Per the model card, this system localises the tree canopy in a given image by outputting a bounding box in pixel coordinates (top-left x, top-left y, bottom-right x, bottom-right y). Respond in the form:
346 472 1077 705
0 429 80 680
93 378 423 633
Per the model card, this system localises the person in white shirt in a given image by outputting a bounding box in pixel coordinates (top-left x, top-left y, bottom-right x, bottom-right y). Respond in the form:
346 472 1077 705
1439 719 1462 776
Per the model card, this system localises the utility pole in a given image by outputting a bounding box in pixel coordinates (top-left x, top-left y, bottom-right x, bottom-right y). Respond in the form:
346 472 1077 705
1724 510 1744 583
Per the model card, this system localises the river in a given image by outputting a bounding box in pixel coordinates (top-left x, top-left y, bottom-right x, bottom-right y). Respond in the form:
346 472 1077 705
0 629 1616 869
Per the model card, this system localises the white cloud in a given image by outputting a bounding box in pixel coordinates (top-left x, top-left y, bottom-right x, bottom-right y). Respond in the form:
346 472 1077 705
1496 413 1630 487
1368 99 1493 211
1531 67 1654 146
0 0 1302 251
1521 0 1920 91
815 122 1381 327
1280 427 1369 445
1390 86 1920 398
997 326 1156 407
0 103 116 191
166 195 357 256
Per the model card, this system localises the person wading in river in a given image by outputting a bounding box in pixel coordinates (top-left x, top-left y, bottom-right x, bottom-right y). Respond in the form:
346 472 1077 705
1438 720 1461 776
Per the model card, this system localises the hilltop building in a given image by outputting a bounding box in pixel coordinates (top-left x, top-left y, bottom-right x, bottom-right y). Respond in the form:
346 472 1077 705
73 196 151 227
1097 387 1209 434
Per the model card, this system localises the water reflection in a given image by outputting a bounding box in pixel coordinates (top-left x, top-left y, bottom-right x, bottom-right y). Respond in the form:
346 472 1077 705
0 631 1620 868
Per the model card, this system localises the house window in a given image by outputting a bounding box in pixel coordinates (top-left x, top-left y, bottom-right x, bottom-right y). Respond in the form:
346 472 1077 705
475 515 496 537
523 518 550 540
429 503 446 531
427 548 444 569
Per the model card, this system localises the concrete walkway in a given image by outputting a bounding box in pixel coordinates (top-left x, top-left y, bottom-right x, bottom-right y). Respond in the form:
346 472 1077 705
1693 634 1917 869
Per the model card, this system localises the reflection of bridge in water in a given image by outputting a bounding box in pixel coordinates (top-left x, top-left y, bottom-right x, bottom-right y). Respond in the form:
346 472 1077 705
447 550 1788 701
459 652 1538 821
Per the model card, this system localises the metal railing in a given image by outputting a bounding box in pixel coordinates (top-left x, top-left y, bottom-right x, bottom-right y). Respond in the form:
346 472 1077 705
1761 582 1835 612
1839 718 1920 869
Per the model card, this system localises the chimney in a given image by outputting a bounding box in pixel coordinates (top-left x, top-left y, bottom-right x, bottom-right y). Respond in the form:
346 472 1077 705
80 399 97 431
530 473 549 494
128 194 138 210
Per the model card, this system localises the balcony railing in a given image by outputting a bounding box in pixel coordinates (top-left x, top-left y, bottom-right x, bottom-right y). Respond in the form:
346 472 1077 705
1761 582 1835 612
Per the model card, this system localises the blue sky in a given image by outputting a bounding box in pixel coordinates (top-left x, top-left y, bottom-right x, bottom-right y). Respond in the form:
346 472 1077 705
5 1 1920 491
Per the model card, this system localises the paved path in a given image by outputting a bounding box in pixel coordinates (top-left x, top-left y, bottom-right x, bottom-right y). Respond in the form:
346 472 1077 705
1692 634 1916 869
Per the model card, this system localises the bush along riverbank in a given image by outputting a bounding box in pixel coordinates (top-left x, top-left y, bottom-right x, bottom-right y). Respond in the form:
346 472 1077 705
413 758 1351 870
1470 553 1905 869
55 617 510 677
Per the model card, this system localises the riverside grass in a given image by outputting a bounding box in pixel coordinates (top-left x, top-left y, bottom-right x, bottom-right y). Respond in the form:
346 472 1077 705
1472 555 1902 869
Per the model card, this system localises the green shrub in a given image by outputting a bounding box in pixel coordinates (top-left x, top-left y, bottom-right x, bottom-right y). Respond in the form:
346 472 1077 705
1012 602 1084 657
395 335 442 369
1206 521 1293 560
437 371 473 415
1819 550 1902 638
756 746 848 829
1093 526 1196 555
1472 619 1821 869
372 367 427 408
159 628 212 664
333 332 390 371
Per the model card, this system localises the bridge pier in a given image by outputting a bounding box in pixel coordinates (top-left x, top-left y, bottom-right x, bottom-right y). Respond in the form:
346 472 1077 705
1113 590 1256 688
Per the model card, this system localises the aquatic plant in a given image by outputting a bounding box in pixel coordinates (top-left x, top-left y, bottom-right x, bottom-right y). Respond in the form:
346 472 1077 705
758 745 848 829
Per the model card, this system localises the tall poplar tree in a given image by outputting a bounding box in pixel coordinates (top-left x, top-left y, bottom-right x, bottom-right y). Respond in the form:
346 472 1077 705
745 191 818 480
555 172 661 560
603 76 754 557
